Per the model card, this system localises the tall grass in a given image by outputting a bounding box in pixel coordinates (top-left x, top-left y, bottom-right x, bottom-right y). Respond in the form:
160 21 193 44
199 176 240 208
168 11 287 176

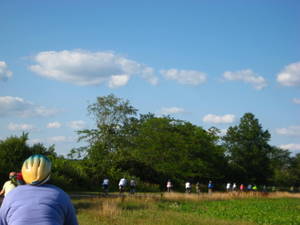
162 191 300 201
73 192 300 225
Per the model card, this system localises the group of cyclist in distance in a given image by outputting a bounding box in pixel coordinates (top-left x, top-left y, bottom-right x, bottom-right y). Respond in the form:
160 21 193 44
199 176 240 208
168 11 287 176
1 154 287 225
107 179 270 195
102 177 137 195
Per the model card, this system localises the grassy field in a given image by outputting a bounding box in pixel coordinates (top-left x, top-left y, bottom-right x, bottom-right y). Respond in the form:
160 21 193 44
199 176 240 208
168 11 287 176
73 192 300 225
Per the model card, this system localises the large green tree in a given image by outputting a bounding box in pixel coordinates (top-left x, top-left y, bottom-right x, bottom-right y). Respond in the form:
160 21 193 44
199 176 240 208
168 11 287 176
77 95 228 189
289 154 300 186
268 146 293 186
77 94 138 184
117 116 227 188
223 113 273 184
78 94 137 149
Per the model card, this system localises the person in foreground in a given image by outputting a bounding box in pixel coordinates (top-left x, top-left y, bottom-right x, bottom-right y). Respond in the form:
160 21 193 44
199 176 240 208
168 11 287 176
0 154 78 225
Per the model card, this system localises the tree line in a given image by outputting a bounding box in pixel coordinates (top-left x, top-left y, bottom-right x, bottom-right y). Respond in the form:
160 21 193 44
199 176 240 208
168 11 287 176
1 94 299 192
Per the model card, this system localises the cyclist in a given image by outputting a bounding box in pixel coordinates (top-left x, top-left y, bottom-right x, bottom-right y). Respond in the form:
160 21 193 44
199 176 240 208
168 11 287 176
129 179 136 194
0 172 17 197
119 177 127 193
166 180 172 192
102 178 109 195
185 181 191 193
0 154 78 225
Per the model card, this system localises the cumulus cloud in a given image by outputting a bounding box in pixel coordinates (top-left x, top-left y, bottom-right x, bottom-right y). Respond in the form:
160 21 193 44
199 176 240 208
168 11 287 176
108 75 130 88
28 136 75 145
140 67 158 85
160 69 207 85
28 138 43 145
223 69 267 90
292 98 300 104
277 61 300 87
0 61 13 81
8 123 35 131
68 120 86 130
0 96 59 117
160 107 186 115
276 126 300 136
280 143 300 152
29 50 158 88
47 122 61 128
203 114 235 124
47 136 75 143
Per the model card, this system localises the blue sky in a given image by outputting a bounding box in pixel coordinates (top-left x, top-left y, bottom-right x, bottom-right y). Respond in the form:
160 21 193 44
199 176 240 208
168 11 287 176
0 0 299 155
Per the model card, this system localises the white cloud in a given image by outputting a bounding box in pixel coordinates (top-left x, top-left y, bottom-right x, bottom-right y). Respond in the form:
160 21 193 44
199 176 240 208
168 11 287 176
0 96 59 117
8 123 35 131
28 136 75 145
276 126 300 136
29 50 158 88
220 128 228 136
28 138 43 145
160 69 207 85
0 61 13 81
108 75 130 88
160 107 186 115
68 120 86 130
140 67 158 85
223 69 267 90
47 122 62 129
47 136 74 143
277 61 300 87
203 114 235 124
292 98 300 104
280 143 300 152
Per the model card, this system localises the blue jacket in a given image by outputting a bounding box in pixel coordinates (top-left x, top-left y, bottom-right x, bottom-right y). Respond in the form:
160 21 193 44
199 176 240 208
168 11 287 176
0 184 78 225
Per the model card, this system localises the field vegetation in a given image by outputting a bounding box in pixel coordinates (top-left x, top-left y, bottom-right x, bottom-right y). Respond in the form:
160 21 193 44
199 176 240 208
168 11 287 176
73 192 300 225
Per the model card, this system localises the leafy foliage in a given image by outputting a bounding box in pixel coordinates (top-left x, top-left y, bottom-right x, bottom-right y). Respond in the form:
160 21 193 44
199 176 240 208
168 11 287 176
1 95 299 191
223 113 274 184
0 133 56 185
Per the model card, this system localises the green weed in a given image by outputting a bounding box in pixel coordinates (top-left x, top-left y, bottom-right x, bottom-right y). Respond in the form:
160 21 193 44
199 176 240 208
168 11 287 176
73 193 300 225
